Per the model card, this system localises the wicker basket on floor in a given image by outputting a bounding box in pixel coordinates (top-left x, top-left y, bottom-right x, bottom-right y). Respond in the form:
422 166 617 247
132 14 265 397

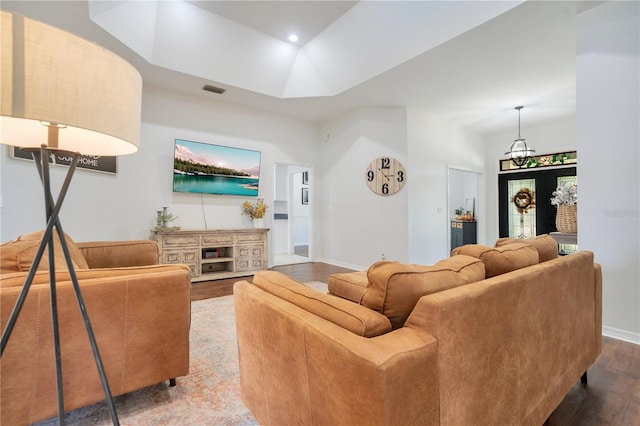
556 204 577 233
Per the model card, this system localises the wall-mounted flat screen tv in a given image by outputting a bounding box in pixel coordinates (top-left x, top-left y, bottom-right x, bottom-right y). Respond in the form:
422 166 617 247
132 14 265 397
173 139 261 196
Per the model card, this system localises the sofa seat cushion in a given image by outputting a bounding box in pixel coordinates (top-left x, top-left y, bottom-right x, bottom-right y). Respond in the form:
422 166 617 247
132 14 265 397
494 234 559 262
451 243 539 278
1 230 88 273
362 255 485 330
251 271 392 337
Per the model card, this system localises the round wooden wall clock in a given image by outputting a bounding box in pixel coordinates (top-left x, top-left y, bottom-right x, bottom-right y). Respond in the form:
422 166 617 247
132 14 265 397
365 157 406 195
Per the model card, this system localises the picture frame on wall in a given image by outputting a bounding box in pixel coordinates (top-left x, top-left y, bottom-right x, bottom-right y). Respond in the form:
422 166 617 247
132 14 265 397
301 187 309 205
9 146 117 174
302 171 308 185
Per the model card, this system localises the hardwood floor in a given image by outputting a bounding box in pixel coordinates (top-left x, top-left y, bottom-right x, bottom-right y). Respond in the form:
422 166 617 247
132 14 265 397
190 262 640 425
546 336 640 425
189 261 353 301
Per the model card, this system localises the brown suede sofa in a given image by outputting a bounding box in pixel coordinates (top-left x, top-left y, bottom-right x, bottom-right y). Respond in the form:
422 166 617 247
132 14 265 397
234 235 602 425
0 231 192 425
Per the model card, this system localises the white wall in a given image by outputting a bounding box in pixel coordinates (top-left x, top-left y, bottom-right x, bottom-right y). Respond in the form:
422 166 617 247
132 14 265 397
483 115 577 243
273 164 289 254
0 86 320 269
407 110 485 265
577 1 639 343
318 108 409 270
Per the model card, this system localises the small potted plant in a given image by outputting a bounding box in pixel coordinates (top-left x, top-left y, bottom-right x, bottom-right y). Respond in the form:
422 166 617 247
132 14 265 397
156 207 179 230
454 207 465 220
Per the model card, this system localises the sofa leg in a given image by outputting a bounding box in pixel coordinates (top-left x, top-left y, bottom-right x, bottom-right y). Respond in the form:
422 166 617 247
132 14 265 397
169 378 176 387
580 371 588 384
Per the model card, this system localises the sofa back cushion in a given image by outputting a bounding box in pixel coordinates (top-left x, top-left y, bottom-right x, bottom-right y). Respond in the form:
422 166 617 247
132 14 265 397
451 243 539 278
251 271 392 337
364 255 485 330
1 230 89 273
494 234 558 262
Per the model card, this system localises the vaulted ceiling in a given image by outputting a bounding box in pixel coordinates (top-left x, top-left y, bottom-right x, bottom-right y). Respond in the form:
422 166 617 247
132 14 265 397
2 1 593 133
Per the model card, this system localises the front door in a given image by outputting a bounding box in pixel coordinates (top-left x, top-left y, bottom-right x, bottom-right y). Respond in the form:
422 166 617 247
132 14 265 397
498 167 576 238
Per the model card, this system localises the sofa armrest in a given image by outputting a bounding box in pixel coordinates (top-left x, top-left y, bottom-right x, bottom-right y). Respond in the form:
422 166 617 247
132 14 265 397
1 265 191 425
234 280 439 426
594 263 603 354
1 264 192 289
327 270 369 303
77 240 159 268
252 271 391 337
403 251 600 426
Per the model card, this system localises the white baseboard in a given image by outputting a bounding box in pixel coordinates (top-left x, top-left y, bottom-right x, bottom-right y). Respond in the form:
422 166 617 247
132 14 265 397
602 326 640 345
317 257 366 272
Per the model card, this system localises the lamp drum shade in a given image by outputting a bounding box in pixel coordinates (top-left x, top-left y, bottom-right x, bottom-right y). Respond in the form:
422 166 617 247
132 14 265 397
1 11 142 156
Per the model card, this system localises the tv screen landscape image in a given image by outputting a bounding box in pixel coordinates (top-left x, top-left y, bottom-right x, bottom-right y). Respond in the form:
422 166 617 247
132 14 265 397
173 139 261 196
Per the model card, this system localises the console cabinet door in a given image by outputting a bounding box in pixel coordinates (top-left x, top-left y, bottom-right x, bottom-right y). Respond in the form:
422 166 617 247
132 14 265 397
451 221 477 250
236 244 264 271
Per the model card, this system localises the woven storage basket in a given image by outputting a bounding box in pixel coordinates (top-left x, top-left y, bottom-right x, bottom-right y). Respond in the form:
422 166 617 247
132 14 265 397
556 204 577 233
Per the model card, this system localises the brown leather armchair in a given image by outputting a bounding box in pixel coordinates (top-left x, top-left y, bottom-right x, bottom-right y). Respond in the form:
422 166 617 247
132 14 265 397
0 231 191 425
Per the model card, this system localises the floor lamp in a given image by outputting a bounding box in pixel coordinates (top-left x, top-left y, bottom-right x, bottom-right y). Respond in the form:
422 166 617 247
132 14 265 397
0 11 142 425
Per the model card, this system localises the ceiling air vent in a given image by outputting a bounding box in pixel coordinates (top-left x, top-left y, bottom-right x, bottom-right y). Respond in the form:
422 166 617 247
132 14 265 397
202 84 226 95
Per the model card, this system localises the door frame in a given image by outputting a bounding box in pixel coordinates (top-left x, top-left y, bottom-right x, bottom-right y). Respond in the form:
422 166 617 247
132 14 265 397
498 167 576 238
272 162 313 264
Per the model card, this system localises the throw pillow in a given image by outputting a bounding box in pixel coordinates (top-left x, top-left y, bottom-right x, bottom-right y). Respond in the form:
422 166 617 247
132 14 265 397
494 234 558 262
364 255 486 330
1 230 88 273
451 243 539 278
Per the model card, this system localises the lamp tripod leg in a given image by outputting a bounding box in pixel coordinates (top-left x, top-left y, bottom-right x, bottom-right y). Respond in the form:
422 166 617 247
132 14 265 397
54 224 120 425
40 148 66 423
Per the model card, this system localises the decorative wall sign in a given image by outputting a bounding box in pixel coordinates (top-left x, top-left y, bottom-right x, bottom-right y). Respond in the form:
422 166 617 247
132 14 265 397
10 146 117 174
500 151 576 172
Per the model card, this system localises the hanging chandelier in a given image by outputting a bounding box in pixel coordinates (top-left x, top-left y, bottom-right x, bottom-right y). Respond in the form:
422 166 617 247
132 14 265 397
505 106 535 167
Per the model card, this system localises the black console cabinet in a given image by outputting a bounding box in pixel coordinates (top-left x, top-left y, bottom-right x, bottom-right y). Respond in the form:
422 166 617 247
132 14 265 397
451 220 477 250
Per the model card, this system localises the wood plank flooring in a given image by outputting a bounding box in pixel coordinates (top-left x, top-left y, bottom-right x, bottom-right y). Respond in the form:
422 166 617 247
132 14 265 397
546 336 640 425
190 262 640 426
190 261 353 301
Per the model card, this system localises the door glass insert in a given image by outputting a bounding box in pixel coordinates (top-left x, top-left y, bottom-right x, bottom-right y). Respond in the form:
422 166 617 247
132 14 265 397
557 175 577 190
508 179 536 238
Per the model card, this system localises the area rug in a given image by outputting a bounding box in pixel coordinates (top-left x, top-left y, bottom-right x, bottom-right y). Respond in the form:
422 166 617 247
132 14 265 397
36 281 329 425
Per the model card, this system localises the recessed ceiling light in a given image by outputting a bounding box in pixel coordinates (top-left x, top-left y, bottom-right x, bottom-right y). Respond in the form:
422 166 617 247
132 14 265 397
288 34 299 43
